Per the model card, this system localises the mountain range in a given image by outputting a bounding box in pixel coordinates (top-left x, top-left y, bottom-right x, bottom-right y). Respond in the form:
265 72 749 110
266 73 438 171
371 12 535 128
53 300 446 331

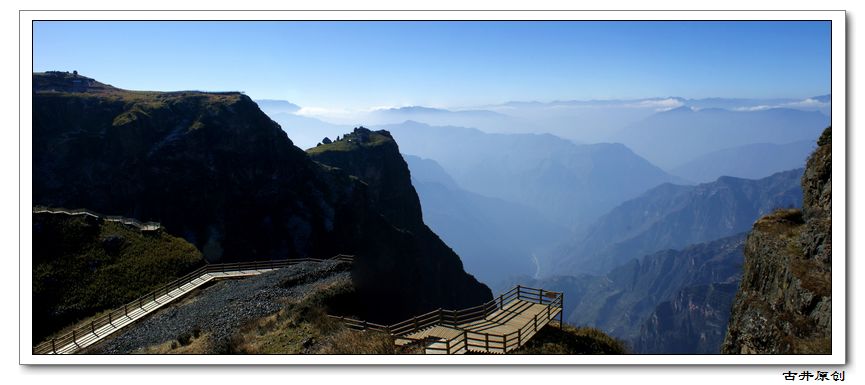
544 169 804 276
379 120 681 229
271 95 830 146
671 140 816 183
612 106 828 169
256 98 827 192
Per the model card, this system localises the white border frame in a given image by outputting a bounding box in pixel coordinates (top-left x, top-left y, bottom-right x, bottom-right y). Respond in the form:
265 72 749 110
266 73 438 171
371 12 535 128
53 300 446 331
19 10 846 365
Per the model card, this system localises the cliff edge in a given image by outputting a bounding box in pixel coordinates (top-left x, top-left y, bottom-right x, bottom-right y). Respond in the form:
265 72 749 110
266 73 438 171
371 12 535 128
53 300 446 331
721 127 832 354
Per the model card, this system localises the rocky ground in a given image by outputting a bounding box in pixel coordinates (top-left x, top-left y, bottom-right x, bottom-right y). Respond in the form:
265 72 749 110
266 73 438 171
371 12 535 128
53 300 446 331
85 260 352 354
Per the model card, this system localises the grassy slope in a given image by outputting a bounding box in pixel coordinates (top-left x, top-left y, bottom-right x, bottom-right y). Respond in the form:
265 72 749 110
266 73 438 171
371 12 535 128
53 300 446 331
514 325 628 354
306 129 391 155
32 212 205 343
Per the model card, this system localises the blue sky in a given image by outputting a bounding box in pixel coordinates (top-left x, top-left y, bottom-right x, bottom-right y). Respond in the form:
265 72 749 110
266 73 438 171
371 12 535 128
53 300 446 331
33 21 830 110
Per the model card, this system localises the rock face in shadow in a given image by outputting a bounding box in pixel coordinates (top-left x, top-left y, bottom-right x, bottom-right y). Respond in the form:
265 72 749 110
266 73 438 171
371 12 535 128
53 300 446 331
307 128 493 320
721 127 832 354
32 72 491 323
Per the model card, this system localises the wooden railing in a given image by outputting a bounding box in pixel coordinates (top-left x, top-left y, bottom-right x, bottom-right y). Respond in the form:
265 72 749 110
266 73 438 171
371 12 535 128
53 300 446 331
33 206 162 231
462 286 563 353
330 285 563 354
33 255 354 354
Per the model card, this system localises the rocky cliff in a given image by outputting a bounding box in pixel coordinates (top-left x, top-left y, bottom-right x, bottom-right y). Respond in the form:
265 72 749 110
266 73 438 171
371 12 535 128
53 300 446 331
32 72 491 323
721 127 832 354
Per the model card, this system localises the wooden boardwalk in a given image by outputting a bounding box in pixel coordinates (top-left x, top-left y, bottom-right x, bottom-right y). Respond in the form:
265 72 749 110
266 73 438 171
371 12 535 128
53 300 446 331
33 256 354 355
33 254 559 356
339 286 564 354
33 207 162 231
43 269 278 354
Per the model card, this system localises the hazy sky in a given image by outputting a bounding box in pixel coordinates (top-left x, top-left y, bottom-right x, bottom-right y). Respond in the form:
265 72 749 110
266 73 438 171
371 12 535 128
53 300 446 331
33 21 831 110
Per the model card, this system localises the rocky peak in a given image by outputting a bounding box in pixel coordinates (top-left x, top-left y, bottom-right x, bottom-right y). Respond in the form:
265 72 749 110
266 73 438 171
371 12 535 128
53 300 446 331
308 127 423 231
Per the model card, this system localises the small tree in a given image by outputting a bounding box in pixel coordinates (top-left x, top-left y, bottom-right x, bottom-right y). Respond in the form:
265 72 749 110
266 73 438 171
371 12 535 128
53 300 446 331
322 137 332 144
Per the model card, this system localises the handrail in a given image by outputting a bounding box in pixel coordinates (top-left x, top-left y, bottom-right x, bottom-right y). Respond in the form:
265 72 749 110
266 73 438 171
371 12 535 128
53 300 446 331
330 285 563 354
391 285 561 337
33 254 355 354
33 206 162 231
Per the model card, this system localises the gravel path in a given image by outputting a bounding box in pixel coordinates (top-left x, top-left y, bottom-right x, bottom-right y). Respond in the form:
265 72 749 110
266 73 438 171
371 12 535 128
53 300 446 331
86 260 352 354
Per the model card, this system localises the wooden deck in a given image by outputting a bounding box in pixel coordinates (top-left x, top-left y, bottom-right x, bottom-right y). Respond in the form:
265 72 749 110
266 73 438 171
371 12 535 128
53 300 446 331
370 286 563 354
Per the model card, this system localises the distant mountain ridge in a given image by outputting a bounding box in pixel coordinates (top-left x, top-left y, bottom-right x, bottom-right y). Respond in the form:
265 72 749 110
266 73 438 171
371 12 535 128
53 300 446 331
545 169 804 276
255 100 350 150
671 140 816 183
255 99 301 114
256 95 830 146
380 120 681 230
612 107 827 169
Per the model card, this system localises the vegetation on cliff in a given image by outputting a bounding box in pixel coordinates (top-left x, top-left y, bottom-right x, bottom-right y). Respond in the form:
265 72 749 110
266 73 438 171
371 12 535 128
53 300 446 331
514 325 627 354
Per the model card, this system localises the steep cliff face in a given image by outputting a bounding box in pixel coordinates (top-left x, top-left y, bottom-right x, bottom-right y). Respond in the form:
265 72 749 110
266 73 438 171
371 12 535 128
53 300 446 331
308 128 493 319
721 127 832 354
307 128 423 231
34 73 319 261
32 72 491 323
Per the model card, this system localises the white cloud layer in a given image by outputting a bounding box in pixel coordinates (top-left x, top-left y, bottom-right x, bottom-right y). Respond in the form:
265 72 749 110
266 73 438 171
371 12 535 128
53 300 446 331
732 97 830 112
